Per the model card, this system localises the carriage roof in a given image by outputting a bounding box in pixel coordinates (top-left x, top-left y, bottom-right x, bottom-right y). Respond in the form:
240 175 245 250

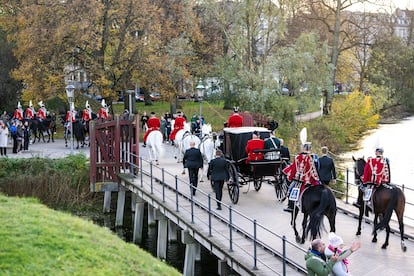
223 127 271 161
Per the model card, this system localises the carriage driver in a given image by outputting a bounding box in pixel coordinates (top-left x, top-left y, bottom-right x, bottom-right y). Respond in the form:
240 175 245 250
13 102 24 121
169 111 186 145
143 112 161 147
25 100 35 119
227 107 243 127
98 99 110 120
245 131 265 163
282 142 321 212
82 100 93 123
36 101 48 120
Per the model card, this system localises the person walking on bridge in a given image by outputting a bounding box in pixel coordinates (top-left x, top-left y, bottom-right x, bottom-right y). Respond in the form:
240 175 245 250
318 146 337 186
207 149 230 210
183 141 203 196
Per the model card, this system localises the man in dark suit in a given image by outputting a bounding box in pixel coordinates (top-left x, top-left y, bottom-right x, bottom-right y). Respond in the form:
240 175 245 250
183 141 203 196
207 149 230 210
318 146 337 186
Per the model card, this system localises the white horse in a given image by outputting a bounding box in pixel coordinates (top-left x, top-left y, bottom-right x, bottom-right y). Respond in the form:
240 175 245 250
199 124 221 182
172 122 193 162
146 130 164 165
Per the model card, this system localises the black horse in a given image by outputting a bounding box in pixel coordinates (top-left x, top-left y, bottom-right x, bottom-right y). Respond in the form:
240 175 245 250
61 113 86 149
291 184 336 243
26 116 55 143
353 157 407 251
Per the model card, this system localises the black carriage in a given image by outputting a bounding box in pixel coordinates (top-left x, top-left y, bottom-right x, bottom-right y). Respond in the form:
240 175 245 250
222 127 289 204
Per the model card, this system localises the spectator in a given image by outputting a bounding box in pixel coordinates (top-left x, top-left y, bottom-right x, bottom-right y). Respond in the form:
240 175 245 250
324 232 357 276
0 121 8 157
318 146 337 186
10 121 18 153
165 118 172 143
160 117 166 141
207 149 230 210
140 111 149 131
1 110 10 125
191 118 201 137
183 141 203 196
22 121 31 151
15 121 23 153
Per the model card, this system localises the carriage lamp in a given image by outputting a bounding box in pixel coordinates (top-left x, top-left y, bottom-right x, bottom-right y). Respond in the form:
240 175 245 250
65 84 75 155
196 78 205 122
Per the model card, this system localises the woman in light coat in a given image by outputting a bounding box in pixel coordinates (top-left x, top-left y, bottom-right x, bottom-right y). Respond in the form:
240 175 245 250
0 121 9 156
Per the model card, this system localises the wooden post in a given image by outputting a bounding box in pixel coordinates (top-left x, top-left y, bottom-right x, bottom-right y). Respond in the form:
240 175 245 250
133 195 145 244
182 230 197 276
115 185 126 227
155 210 168 260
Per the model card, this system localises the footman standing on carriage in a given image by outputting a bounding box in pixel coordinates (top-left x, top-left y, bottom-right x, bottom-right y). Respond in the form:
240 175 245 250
13 102 24 121
143 112 160 147
98 99 110 120
25 100 35 119
227 107 243 127
282 142 321 212
169 111 186 145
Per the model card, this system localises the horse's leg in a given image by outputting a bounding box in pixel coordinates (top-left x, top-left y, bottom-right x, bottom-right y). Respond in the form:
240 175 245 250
356 204 364 235
328 210 336 233
301 213 308 243
291 207 300 243
381 223 390 249
399 216 407 252
372 214 378 243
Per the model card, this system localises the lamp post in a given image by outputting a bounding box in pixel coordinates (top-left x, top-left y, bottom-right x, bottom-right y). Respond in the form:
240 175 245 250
196 78 205 123
65 83 75 155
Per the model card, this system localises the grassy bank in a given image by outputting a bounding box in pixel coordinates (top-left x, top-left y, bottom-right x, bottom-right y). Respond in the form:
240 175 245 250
0 193 180 276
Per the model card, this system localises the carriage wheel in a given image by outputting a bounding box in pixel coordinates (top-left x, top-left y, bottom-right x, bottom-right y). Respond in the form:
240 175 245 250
227 162 239 204
253 177 262 191
274 172 289 200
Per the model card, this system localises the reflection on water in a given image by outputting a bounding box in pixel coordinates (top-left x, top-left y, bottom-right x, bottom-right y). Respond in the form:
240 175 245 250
339 116 414 226
94 200 220 276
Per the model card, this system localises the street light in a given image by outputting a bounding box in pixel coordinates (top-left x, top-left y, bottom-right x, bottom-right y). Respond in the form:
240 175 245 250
65 83 75 155
196 78 205 123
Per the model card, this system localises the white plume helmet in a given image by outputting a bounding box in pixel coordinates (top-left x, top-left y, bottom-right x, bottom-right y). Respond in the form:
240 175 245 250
29 100 33 107
17 101 22 109
300 127 307 146
101 99 107 108
38 100 44 108
85 100 90 109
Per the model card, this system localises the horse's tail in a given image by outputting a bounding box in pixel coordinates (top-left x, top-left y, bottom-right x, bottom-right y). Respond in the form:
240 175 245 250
374 185 398 232
306 187 330 239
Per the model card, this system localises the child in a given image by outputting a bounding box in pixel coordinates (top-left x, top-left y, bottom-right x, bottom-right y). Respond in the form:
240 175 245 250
324 232 351 275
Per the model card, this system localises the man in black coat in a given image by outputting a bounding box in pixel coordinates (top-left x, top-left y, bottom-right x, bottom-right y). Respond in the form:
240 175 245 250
183 141 203 196
207 149 230 210
318 146 337 186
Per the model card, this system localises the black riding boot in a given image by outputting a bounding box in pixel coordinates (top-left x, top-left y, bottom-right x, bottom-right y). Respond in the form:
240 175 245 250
284 200 294 213
353 185 364 208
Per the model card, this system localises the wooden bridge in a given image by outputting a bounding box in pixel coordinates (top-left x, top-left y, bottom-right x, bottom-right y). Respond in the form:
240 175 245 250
89 116 414 276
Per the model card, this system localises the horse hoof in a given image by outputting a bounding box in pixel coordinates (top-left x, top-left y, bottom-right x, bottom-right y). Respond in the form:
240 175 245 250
372 237 377 243
356 231 361 236
295 236 301 243
381 244 388 249
402 245 407 252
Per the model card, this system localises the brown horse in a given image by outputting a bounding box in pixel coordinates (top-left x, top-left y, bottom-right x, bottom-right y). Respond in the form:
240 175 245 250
353 156 407 251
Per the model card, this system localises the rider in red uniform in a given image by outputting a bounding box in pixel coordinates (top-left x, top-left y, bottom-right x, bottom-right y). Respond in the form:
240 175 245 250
82 100 93 123
282 142 320 212
65 102 77 123
245 131 265 163
363 148 390 187
227 107 243 128
169 111 186 144
98 99 109 120
36 101 47 120
143 112 161 147
13 102 24 121
25 100 35 119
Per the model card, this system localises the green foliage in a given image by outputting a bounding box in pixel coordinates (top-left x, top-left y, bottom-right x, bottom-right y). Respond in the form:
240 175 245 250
0 194 180 275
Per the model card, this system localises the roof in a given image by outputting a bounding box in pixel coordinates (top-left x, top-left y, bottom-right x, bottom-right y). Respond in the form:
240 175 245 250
223 126 270 134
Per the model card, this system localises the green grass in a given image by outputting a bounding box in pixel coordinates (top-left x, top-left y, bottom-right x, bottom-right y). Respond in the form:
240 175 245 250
0 194 180 276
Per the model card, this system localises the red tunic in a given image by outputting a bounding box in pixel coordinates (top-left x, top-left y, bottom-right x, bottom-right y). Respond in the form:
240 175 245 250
227 113 243 128
13 109 23 121
245 138 265 162
37 108 47 119
82 108 92 122
143 117 161 142
25 108 35 119
282 153 320 187
66 110 76 123
98 107 109 120
363 156 390 187
169 117 186 141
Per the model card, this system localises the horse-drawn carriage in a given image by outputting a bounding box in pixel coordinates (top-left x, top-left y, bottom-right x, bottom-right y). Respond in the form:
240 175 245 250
222 127 289 204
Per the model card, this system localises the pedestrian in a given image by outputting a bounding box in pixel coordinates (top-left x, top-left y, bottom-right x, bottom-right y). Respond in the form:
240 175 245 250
183 141 203 196
15 121 23 153
279 138 291 163
160 117 166 141
22 121 31 151
165 117 172 143
140 111 149 131
318 146 337 186
324 232 357 276
10 121 18 153
0 121 9 157
305 238 361 276
207 149 230 210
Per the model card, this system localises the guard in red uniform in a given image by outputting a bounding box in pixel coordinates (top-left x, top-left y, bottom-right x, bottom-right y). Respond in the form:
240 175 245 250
98 99 109 120
227 107 243 128
282 142 320 212
13 102 24 121
65 102 77 123
245 131 265 163
143 112 161 147
82 100 93 123
169 111 186 143
363 148 390 187
36 101 47 120
25 100 35 119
